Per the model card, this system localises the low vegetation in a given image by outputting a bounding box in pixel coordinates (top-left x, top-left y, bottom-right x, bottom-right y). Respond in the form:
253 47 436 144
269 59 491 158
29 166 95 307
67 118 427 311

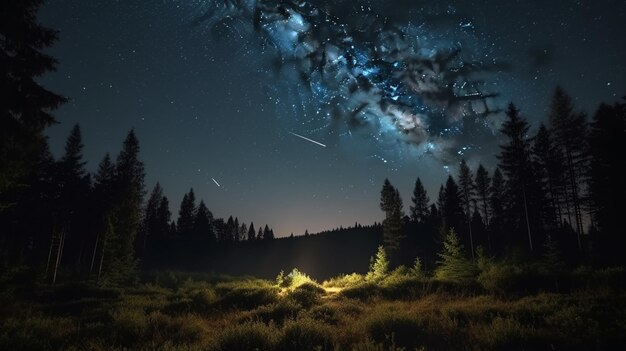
2 258 625 351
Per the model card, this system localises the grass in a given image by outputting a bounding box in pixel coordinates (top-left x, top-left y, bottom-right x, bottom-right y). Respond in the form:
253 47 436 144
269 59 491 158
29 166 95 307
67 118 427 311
1 268 626 350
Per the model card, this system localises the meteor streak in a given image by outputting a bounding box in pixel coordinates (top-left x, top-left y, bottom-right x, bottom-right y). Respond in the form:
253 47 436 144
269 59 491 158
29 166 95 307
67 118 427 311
289 131 326 148
211 177 221 187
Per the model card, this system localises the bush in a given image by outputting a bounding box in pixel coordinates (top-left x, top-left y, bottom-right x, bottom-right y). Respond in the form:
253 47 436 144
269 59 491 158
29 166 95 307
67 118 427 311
340 282 380 300
247 299 302 325
277 317 334 351
322 273 364 289
434 229 478 284
287 282 325 308
365 311 421 349
219 321 277 351
366 246 389 282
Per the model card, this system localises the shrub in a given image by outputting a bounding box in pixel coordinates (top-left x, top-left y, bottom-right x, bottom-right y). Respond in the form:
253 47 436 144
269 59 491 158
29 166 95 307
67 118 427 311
365 311 421 349
247 299 302 325
340 282 380 300
366 246 389 282
322 273 364 289
284 268 316 289
287 282 325 308
219 321 277 351
277 317 334 351
434 229 478 283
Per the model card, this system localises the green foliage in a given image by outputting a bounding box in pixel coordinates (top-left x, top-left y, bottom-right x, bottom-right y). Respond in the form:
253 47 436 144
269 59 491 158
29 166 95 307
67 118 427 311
411 257 424 278
322 273 364 289
277 317 333 351
435 229 478 283
276 270 286 288
540 235 566 275
365 311 422 349
366 246 389 282
218 321 277 351
287 282 325 308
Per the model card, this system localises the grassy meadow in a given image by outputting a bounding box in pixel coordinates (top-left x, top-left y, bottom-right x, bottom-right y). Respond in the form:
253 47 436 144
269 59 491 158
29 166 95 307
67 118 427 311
1 265 625 351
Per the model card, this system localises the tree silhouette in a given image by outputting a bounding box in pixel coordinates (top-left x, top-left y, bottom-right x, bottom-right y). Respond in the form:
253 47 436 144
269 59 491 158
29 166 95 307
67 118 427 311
247 222 256 241
410 177 430 223
194 200 214 240
548 87 588 248
498 103 536 251
0 0 67 198
177 189 196 237
380 179 404 264
588 100 626 263
458 159 476 258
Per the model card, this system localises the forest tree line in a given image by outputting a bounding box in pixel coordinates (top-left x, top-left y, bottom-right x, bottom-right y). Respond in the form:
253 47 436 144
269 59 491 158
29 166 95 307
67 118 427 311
1 0 625 284
378 91 625 270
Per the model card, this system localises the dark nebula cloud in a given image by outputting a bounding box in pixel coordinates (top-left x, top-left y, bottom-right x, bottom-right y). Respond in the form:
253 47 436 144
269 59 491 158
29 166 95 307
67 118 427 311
191 0 508 161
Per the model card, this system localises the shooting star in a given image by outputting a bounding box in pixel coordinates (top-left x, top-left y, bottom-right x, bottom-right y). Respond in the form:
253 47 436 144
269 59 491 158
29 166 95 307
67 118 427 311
289 131 327 148
211 177 221 187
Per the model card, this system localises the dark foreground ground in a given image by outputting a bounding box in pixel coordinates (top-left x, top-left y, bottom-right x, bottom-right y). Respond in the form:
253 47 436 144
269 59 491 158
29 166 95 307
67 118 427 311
1 267 625 351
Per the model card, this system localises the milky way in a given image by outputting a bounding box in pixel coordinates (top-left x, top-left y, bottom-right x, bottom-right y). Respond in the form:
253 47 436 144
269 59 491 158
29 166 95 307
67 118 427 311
184 0 507 162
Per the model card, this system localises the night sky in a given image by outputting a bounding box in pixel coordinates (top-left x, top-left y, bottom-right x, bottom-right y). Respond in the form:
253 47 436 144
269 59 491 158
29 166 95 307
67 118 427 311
39 0 625 236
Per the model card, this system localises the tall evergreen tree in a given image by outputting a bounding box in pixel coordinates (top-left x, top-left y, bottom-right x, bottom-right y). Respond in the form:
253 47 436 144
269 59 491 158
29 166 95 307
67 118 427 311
441 175 464 235
474 164 491 226
0 0 67 197
239 222 248 241
458 159 476 258
140 182 164 259
548 87 588 248
263 224 271 241
101 130 145 284
532 124 565 228
489 167 506 249
410 177 430 223
497 103 537 251
474 164 491 250
257 226 263 241
380 179 404 264
588 100 626 263
233 217 240 242
177 189 196 237
193 200 214 240
247 222 256 241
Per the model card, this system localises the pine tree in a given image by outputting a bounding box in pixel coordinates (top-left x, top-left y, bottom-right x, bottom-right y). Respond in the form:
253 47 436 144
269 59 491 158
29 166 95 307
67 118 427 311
548 87 588 248
366 246 389 281
141 182 164 258
177 189 196 237
247 222 256 241
532 124 565 228
239 222 248 242
56 124 91 269
102 130 145 284
588 100 626 263
497 103 536 251
225 216 236 242
410 177 430 223
458 159 476 258
474 164 491 226
89 154 116 275
233 217 240 242
0 0 68 195
434 229 477 282
257 226 263 240
380 179 404 264
263 225 271 241
193 200 214 240
441 176 464 234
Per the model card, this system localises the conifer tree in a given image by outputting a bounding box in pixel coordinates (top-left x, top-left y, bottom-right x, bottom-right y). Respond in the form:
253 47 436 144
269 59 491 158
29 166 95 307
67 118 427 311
548 87 588 247
104 130 145 283
474 164 491 226
233 217 240 242
193 200 214 240
263 224 271 240
458 159 476 258
497 103 537 251
410 177 430 223
247 222 256 241
532 124 565 228
1 0 68 195
434 229 477 282
257 226 263 240
441 175 464 234
588 100 626 262
239 222 248 242
177 189 196 237
380 179 404 264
